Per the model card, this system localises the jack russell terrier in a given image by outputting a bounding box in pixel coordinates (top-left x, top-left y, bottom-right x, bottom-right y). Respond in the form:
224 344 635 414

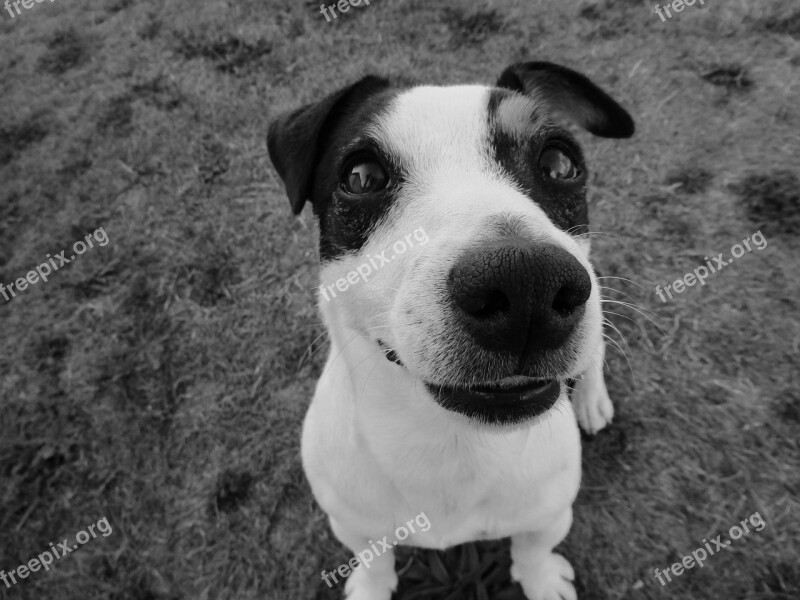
267 61 634 600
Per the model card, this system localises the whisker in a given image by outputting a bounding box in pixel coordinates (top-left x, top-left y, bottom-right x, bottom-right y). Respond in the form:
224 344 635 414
601 298 664 332
602 332 633 377
326 331 363 373
598 285 642 305
601 297 662 321
567 226 612 238
591 341 612 373
358 356 383 401
596 275 646 290
603 309 639 328
602 316 634 367
300 332 331 367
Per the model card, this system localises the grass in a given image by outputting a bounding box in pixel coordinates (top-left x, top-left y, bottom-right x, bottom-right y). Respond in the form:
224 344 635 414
0 0 798 599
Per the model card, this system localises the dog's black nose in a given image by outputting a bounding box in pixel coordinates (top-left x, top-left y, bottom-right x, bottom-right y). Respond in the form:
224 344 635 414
448 240 591 356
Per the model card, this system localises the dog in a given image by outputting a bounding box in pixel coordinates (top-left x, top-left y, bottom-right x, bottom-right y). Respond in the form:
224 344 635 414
267 61 634 600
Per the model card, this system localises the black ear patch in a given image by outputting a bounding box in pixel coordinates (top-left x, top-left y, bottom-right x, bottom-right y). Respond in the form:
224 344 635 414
267 75 391 214
496 61 635 138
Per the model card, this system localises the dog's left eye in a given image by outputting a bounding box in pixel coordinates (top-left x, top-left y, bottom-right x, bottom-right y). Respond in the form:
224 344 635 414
343 160 388 195
539 146 580 181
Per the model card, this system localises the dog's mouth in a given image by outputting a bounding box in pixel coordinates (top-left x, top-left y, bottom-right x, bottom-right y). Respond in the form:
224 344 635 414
376 339 563 425
425 377 561 425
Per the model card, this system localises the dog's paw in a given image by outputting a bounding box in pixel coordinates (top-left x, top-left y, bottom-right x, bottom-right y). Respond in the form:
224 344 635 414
513 553 577 600
344 564 396 600
572 376 614 435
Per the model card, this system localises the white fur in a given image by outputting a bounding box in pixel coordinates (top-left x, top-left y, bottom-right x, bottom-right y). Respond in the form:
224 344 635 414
305 85 613 600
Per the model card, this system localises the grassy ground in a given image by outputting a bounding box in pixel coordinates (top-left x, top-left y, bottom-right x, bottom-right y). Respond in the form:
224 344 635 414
1 0 799 599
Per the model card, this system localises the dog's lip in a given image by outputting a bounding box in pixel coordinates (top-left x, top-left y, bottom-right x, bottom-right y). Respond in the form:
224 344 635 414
470 375 554 393
435 377 560 401
425 378 562 425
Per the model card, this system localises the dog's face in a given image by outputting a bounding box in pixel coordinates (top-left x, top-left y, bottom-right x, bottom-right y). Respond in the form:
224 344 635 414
269 62 634 426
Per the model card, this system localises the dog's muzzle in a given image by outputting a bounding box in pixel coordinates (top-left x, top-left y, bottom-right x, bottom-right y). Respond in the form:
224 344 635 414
380 238 590 425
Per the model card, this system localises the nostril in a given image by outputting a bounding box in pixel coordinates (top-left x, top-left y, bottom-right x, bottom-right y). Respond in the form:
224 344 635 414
552 283 590 316
469 289 511 319
458 289 511 319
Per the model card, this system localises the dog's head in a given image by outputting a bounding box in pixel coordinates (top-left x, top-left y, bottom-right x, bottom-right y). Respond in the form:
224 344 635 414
268 62 634 426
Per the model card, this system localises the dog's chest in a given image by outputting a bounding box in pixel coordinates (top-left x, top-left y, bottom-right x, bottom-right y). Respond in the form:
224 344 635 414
303 372 582 549
389 428 581 548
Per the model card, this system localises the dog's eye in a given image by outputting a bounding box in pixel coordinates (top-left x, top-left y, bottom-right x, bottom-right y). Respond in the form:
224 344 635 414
343 160 388 194
539 146 580 180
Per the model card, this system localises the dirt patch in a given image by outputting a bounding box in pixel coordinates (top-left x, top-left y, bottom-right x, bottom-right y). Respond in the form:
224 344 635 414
579 5 603 20
26 333 70 398
636 192 699 237
732 169 800 234
214 471 254 513
665 166 714 195
0 115 49 165
759 561 800 595
38 27 91 74
97 95 135 137
761 10 800 39
198 136 230 185
57 155 93 181
441 8 506 47
138 14 162 40
777 392 800 424
29 333 69 374
0 192 20 267
701 64 754 91
131 76 183 111
174 31 272 74
579 6 635 39
108 0 135 13
175 230 239 307
96 80 183 136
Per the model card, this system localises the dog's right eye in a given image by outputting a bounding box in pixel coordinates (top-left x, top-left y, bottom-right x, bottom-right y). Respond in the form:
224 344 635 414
342 160 388 195
539 146 580 181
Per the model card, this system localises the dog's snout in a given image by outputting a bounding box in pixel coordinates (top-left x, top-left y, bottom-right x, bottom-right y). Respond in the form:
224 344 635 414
448 240 591 355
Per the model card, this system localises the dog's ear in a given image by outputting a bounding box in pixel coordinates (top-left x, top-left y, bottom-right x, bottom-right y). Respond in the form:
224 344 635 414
496 61 635 138
267 75 390 215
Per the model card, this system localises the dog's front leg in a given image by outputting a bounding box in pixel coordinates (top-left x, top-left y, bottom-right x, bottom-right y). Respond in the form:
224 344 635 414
510 508 576 600
329 517 398 600
571 337 614 434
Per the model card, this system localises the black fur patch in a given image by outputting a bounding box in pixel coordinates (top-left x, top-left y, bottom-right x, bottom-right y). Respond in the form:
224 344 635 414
267 77 403 261
487 89 589 235
496 62 635 139
310 89 404 261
